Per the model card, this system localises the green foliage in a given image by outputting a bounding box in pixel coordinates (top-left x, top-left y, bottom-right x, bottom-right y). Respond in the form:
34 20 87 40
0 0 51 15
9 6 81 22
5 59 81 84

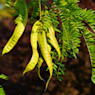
52 50 65 81
2 0 95 90
82 28 95 84
0 74 8 80
14 0 28 25
29 0 39 20
54 0 95 83
5 0 13 7
62 20 81 59
0 0 14 18
0 86 5 95
0 74 8 95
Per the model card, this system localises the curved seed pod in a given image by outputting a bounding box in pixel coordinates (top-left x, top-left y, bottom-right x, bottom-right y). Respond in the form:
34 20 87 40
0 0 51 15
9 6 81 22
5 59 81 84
47 43 51 53
38 57 44 81
23 21 40 75
2 22 25 55
23 50 39 75
38 31 53 90
49 25 55 35
47 25 61 60
38 43 51 81
2 0 28 55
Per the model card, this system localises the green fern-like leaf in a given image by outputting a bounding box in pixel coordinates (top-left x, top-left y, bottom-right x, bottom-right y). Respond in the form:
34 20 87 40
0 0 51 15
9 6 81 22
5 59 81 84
62 20 81 59
82 28 95 84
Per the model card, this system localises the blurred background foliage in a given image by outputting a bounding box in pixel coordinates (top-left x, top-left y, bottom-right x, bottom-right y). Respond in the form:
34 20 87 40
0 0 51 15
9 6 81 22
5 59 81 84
0 0 14 19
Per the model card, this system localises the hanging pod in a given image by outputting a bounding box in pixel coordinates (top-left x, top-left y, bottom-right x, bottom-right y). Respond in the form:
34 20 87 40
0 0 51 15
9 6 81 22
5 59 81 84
47 43 51 53
2 21 25 55
47 25 61 60
2 0 28 55
23 31 39 74
23 21 42 74
38 30 53 90
37 43 51 81
38 57 44 81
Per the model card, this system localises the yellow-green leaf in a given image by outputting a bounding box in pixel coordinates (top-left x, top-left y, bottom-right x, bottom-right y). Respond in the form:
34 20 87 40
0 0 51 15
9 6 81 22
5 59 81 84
0 85 6 95
0 74 8 80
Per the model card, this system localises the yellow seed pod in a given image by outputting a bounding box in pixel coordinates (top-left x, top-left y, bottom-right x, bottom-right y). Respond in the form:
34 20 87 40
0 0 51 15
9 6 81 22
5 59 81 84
23 33 39 74
47 43 51 53
2 21 25 55
38 43 51 81
38 30 53 90
23 21 40 74
38 57 44 81
47 25 61 60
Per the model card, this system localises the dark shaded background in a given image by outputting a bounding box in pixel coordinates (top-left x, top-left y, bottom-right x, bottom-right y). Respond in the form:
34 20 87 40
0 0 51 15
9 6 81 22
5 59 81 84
0 0 95 95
